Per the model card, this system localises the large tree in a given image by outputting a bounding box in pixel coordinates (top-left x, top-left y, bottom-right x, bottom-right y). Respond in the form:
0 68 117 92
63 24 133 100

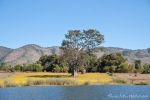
61 29 104 76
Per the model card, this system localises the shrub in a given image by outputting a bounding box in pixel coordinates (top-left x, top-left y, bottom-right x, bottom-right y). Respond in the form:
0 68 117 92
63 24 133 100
84 81 91 85
112 78 129 84
134 81 149 85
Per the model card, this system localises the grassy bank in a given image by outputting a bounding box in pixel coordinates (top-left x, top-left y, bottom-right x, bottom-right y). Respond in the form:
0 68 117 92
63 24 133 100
0 72 149 88
0 72 112 87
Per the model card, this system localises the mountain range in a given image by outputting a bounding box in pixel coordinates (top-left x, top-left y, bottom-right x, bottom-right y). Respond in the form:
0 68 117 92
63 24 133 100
0 44 150 66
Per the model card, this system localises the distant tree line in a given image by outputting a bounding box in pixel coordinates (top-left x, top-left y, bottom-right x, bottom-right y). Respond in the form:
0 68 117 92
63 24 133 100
0 53 150 74
0 62 43 72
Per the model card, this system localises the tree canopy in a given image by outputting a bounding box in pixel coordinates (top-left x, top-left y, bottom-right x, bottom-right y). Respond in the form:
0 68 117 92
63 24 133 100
61 29 104 76
99 53 127 72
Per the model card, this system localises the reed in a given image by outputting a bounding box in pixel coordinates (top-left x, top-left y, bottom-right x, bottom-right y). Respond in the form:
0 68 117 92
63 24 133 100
3 79 18 87
25 78 78 86
133 80 149 85
84 81 91 85
112 78 129 84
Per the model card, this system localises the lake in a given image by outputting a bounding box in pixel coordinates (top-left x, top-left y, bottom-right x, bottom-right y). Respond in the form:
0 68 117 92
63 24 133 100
0 85 150 100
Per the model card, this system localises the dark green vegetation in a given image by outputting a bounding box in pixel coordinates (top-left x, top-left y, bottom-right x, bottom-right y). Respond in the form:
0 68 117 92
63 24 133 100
27 75 69 78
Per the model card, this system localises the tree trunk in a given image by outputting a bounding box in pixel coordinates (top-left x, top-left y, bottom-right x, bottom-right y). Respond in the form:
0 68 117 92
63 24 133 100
71 69 77 77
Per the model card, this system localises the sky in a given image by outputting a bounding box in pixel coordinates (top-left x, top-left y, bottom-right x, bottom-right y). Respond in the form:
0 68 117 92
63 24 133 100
0 0 150 50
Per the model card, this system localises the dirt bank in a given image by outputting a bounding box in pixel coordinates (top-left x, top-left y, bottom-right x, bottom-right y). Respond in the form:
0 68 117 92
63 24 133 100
114 73 150 81
0 71 15 79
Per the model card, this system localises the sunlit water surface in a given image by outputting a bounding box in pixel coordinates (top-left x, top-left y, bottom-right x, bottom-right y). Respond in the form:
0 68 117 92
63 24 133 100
0 85 150 100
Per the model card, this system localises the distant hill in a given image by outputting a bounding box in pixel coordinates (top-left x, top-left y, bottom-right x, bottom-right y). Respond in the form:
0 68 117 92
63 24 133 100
0 46 13 62
103 47 150 64
0 44 150 66
0 44 60 66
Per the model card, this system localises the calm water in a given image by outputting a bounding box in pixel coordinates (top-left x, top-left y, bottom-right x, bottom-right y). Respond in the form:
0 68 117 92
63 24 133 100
0 85 150 100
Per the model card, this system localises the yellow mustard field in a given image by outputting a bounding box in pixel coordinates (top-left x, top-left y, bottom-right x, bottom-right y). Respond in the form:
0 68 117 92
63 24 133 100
0 72 112 85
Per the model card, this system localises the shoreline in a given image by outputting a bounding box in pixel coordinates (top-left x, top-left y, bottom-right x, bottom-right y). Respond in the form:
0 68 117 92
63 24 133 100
1 80 149 88
0 72 15 79
1 83 150 89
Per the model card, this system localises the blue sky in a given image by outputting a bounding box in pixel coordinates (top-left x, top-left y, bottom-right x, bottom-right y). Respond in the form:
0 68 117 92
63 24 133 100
0 0 150 50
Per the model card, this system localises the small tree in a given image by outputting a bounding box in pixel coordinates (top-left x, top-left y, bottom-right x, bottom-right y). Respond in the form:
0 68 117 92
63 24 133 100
143 64 150 74
128 64 135 73
0 62 11 72
22 64 27 72
134 60 143 72
14 64 22 72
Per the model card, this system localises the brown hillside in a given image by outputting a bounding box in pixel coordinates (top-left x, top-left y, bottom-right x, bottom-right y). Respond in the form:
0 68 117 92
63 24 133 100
0 44 150 66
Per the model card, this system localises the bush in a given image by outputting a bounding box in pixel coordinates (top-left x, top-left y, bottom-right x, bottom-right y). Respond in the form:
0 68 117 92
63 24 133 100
112 78 129 84
84 81 91 85
134 81 149 85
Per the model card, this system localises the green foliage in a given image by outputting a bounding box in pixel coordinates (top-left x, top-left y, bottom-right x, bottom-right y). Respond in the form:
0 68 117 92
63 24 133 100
59 63 69 73
39 54 69 73
22 64 28 72
0 62 11 72
119 62 128 73
110 65 116 73
28 63 43 72
61 29 104 76
85 54 99 72
134 60 144 72
99 53 126 72
91 67 98 72
103 65 116 73
142 64 150 74
14 64 22 71
52 64 60 73
103 66 110 72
